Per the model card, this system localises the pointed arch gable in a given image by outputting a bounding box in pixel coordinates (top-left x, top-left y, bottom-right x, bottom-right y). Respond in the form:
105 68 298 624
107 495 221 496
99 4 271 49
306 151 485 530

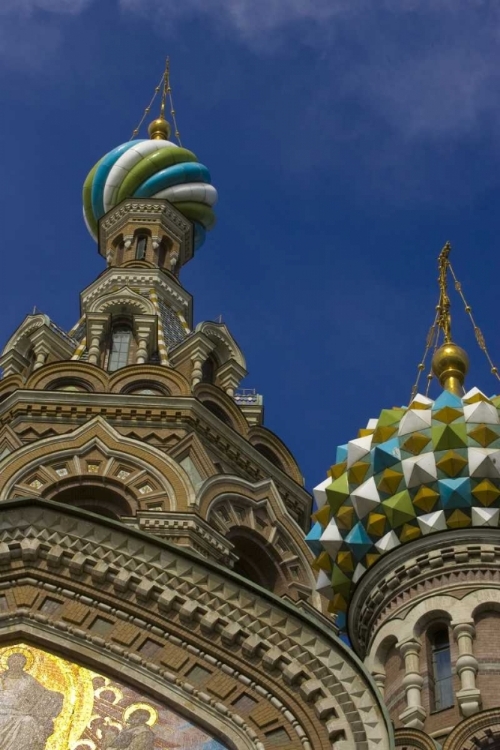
199 476 319 606
0 499 394 750
1 313 50 355
89 286 156 316
195 322 246 370
0 416 195 510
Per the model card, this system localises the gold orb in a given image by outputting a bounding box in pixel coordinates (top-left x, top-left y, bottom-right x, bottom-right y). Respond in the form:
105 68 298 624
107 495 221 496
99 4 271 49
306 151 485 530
431 342 469 394
148 117 171 140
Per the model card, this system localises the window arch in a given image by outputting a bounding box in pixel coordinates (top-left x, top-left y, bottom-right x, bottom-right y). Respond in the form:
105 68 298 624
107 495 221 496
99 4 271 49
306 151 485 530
428 626 453 711
49 485 133 521
46 378 93 393
228 530 282 593
253 443 285 471
202 399 232 427
108 325 133 372
122 381 171 396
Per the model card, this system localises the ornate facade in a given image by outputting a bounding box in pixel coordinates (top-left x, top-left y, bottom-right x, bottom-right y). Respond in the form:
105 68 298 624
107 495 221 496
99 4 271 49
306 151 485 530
0 78 393 749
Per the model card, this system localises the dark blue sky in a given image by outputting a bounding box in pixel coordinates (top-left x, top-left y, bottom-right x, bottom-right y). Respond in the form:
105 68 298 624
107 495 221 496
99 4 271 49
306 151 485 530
1 0 500 490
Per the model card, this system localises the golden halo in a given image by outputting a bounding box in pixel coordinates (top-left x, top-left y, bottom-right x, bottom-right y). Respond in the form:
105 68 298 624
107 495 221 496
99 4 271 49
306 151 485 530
123 703 158 727
0 645 35 671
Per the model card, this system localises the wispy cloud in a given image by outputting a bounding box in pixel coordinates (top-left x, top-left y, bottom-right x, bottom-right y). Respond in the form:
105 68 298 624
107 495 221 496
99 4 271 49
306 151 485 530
0 0 93 14
120 0 500 144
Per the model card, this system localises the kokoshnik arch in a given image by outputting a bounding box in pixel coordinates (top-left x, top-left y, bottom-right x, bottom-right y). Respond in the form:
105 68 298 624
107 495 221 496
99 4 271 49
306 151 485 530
0 62 393 749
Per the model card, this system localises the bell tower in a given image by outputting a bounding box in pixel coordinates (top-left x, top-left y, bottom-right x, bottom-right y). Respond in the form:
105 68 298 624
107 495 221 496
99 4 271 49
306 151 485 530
0 66 315 602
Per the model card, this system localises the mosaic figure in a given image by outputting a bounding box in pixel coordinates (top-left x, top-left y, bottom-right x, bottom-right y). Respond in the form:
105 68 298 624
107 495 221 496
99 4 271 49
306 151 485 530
0 651 64 750
103 709 155 750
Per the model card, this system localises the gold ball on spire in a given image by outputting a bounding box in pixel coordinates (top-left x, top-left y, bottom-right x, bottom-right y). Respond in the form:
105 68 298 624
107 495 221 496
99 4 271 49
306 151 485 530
148 117 171 140
431 342 469 396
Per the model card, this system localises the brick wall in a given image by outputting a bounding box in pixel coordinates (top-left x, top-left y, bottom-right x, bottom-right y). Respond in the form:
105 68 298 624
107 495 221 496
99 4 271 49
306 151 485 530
475 610 500 711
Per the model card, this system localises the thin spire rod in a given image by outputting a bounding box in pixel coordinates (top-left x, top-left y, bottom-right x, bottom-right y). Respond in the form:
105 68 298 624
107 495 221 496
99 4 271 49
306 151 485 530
436 241 452 344
159 57 169 120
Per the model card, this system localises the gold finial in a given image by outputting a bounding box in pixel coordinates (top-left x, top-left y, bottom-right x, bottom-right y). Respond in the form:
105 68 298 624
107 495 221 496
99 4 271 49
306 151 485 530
431 242 469 395
148 58 171 140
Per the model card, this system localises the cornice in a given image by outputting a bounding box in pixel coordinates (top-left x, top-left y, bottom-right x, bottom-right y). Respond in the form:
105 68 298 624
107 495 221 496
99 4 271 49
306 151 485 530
0 498 394 750
0 389 311 520
80 267 192 315
348 529 500 656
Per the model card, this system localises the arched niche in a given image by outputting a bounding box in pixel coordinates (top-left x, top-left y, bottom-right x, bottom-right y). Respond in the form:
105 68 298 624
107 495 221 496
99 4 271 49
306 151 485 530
228 527 285 594
46 482 135 520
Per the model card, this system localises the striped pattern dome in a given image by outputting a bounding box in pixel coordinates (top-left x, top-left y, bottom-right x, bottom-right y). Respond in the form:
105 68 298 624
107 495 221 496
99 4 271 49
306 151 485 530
83 139 217 250
306 387 500 630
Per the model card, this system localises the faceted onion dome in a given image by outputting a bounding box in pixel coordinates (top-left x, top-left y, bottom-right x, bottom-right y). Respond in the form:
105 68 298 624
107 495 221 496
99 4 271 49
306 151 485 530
82 134 217 250
306 386 500 629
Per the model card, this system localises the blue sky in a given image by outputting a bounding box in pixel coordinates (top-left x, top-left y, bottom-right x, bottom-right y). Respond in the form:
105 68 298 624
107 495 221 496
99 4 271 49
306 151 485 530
1 0 500 491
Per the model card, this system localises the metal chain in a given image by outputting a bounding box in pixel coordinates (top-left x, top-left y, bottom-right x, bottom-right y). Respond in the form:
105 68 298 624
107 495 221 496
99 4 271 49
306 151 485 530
425 317 443 397
410 307 439 402
129 71 165 140
448 262 500 382
165 59 182 146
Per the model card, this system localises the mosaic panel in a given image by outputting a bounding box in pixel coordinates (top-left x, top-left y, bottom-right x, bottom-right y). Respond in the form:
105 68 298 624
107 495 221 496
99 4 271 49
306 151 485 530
0 643 228 750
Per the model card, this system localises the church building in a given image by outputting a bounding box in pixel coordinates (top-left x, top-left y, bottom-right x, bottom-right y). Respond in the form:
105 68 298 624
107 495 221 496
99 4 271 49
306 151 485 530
1 63 500 750
0 68 391 749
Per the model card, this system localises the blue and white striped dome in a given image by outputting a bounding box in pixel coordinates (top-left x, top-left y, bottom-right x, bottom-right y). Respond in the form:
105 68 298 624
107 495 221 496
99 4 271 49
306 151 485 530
83 138 217 250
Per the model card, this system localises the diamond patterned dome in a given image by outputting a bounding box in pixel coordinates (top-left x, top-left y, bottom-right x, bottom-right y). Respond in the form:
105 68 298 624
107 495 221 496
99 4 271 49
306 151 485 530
306 386 500 629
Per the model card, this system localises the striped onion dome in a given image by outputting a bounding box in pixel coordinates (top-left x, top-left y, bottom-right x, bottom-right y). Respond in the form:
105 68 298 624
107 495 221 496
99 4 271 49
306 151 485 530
83 136 217 251
306 386 500 630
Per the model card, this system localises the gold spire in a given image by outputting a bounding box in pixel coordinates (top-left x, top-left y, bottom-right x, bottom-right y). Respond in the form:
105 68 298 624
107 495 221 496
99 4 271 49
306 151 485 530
148 59 171 140
431 242 469 395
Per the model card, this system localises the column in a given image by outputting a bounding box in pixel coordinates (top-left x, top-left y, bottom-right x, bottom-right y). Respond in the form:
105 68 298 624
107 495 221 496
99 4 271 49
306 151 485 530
452 620 481 717
86 316 108 366
372 671 386 696
136 327 150 364
33 345 48 371
192 358 203 387
398 639 426 729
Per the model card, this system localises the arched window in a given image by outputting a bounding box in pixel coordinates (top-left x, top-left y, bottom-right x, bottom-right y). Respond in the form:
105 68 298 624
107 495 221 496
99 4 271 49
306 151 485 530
201 355 217 384
46 378 92 392
135 236 147 260
429 627 453 711
157 244 167 268
108 326 132 372
254 443 285 471
49 484 133 521
203 399 232 427
122 380 170 396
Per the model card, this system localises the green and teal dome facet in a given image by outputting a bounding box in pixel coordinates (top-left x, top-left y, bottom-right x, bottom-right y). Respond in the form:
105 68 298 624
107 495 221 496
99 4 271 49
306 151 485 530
306 386 500 630
82 121 217 252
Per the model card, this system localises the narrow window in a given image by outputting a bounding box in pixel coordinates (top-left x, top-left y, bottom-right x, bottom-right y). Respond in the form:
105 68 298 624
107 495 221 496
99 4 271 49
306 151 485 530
157 244 167 268
430 628 453 710
135 236 147 260
201 355 216 384
108 326 132 372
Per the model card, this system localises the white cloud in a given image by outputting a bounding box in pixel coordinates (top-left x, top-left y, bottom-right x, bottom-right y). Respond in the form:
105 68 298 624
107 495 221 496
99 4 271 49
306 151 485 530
0 0 94 14
118 0 500 144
